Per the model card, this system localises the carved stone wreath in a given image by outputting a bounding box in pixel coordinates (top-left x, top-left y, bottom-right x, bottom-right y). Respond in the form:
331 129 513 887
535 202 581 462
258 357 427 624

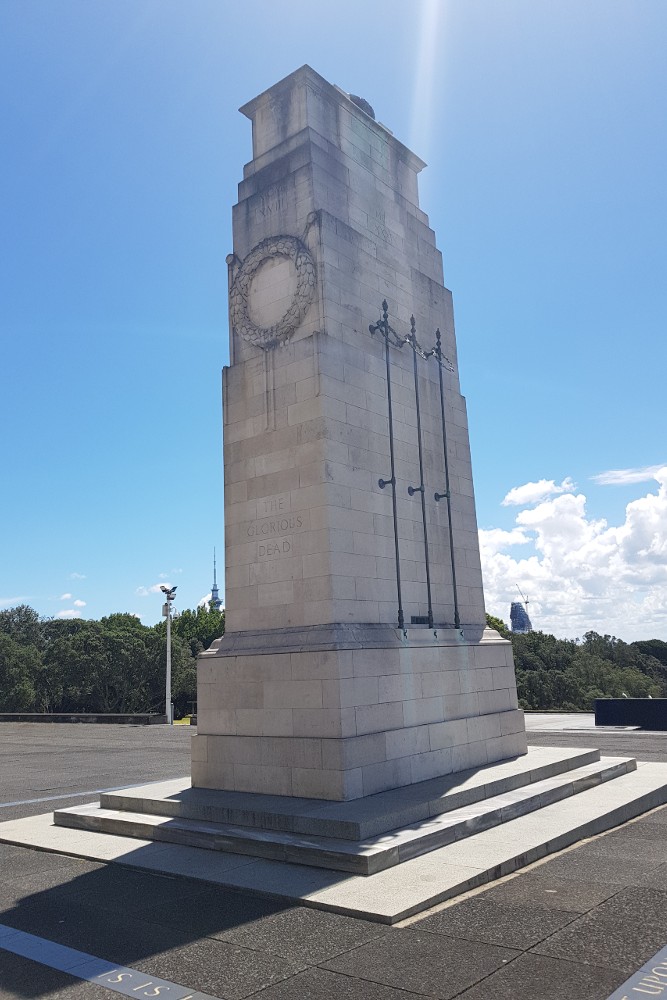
230 236 316 350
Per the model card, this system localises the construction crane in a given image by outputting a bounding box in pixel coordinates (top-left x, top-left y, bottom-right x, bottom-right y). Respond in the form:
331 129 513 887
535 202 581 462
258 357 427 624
516 585 529 609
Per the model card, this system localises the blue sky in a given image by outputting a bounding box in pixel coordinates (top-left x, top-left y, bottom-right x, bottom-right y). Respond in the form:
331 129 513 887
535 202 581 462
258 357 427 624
1 1 666 640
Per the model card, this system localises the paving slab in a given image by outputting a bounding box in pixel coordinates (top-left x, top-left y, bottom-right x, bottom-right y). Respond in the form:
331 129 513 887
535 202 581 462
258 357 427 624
247 967 418 1000
320 928 521 1000
414 897 580 949
451 952 627 1000
139 885 289 938
529 848 662 887
473 871 625 912
212 906 389 964
532 886 667 973
131 937 305 1000
1 896 192 969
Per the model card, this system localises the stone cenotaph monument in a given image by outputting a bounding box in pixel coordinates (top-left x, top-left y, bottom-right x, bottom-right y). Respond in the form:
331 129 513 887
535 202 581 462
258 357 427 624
192 66 527 800
51 67 667 919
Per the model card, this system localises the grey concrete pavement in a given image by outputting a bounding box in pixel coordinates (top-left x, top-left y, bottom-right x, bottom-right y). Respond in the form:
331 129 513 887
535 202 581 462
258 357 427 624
0 723 191 821
1 721 666 999
525 712 598 730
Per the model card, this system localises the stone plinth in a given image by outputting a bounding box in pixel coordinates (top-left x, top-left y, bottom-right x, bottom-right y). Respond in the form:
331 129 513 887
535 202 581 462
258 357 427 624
194 625 525 800
193 66 527 799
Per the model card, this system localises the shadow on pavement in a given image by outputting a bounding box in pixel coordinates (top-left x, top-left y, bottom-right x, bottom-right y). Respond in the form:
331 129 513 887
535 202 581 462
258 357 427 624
0 843 291 998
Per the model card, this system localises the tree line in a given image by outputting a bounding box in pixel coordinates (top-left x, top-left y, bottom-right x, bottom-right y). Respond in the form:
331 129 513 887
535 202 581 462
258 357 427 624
487 614 667 711
1 604 665 716
0 604 224 718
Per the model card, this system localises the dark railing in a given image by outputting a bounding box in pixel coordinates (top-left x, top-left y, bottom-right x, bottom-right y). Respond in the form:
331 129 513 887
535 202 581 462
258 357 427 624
406 316 434 629
433 328 461 628
370 302 460 630
370 300 405 631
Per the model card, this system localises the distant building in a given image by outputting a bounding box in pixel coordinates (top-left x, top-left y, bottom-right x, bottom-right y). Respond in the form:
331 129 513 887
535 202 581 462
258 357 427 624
210 549 222 611
510 601 532 634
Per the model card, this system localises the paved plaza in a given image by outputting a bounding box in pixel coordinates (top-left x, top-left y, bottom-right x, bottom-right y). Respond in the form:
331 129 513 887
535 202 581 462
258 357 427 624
0 719 665 999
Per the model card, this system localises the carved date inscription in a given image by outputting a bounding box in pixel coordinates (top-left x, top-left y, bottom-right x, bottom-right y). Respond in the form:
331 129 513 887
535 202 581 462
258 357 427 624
257 186 288 218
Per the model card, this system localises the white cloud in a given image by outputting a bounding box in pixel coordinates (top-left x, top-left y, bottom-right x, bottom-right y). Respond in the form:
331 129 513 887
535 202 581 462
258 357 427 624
0 596 28 608
136 583 169 597
73 599 86 608
502 477 576 507
592 464 666 486
481 470 667 642
59 593 72 601
479 527 531 557
57 609 81 619
69 572 86 580
197 593 224 609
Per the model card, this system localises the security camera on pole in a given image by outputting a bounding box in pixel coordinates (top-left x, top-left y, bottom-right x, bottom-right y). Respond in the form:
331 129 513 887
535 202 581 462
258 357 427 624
160 585 177 725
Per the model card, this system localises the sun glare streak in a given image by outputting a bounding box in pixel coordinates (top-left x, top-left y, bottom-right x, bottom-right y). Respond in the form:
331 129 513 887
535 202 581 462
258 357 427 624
409 0 445 161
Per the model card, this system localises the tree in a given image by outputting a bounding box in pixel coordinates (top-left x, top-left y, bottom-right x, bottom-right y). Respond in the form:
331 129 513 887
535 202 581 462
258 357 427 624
157 605 225 657
632 640 667 687
152 606 223 716
0 632 40 710
2 602 665 717
485 613 510 640
40 617 166 714
0 604 42 647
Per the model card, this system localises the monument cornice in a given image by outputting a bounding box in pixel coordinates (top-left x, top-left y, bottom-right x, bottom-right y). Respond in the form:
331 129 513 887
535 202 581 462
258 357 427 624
239 64 426 174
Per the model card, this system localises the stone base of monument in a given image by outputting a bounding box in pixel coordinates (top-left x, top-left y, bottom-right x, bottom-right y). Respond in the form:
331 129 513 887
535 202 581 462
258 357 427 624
0 746 654 922
191 626 527 801
53 747 655 879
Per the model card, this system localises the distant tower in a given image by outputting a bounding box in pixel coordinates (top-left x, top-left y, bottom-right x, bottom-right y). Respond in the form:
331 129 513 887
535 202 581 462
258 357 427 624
510 601 532 634
210 549 222 611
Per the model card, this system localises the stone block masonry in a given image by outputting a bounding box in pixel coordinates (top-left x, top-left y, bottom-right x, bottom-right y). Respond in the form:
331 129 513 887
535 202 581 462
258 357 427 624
194 625 525 799
193 66 527 799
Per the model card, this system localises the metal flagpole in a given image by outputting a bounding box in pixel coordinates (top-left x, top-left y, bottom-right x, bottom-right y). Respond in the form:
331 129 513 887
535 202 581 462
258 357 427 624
433 328 461 629
370 300 405 631
406 316 434 630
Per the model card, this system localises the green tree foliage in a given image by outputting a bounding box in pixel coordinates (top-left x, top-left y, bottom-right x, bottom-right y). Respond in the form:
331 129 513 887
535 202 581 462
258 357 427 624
1 605 664 716
0 632 39 710
155 605 225 657
485 613 511 640
632 639 667 667
0 604 225 717
512 630 666 711
0 604 43 646
152 606 224 715
631 639 667 689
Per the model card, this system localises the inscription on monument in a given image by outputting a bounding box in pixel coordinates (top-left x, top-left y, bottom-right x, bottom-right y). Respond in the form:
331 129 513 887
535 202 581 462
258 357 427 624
257 493 290 516
247 493 307 559
258 187 288 218
371 220 394 245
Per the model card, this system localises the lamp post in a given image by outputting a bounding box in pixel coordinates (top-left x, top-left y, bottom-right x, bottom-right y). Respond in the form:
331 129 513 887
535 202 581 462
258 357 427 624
160 585 177 725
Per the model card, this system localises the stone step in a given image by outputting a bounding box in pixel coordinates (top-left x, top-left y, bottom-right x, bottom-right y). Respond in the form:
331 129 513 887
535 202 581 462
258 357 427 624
98 745 601 840
54 755 635 875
